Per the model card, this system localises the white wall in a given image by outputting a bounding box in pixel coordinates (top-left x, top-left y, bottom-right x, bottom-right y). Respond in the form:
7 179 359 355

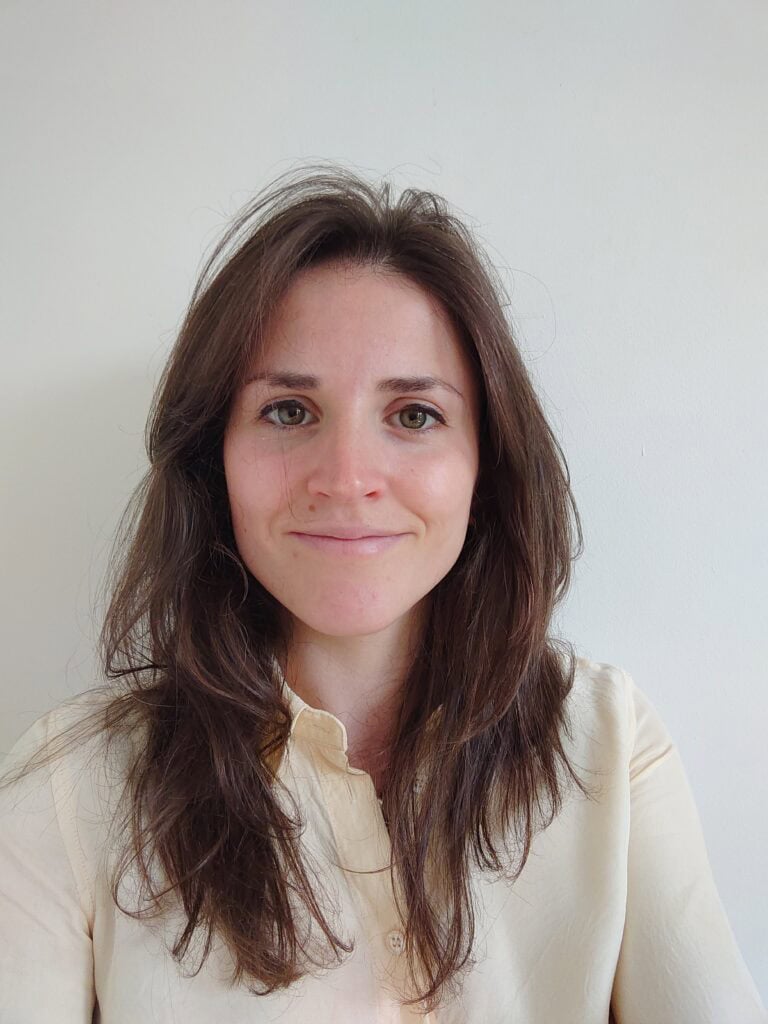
2 0 766 999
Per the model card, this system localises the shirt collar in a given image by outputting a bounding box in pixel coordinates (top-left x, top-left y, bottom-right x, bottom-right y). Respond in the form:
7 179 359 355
269 653 354 770
267 653 432 790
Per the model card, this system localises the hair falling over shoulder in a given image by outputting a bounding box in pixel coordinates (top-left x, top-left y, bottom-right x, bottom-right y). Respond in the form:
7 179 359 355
2 163 595 1014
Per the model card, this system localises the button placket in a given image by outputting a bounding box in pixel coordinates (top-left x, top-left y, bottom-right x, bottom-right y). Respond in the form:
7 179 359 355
299 716 426 1006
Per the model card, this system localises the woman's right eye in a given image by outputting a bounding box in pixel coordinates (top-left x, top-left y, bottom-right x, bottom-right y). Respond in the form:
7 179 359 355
258 400 314 429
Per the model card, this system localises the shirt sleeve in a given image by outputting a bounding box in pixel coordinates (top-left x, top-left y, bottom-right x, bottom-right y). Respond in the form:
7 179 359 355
610 671 767 1023
0 709 96 1023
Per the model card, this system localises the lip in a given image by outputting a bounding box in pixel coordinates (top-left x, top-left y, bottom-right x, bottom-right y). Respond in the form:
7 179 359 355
289 532 408 556
291 526 401 539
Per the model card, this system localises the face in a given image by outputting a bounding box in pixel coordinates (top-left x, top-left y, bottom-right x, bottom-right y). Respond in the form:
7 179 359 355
223 262 480 642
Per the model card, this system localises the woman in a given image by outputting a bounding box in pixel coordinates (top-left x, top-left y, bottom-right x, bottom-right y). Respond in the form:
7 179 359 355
0 166 764 1023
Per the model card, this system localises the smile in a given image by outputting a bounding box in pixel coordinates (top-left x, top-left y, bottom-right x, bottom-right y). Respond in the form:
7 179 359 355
289 533 407 556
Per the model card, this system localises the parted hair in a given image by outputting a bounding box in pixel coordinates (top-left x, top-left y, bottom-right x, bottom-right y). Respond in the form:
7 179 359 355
2 164 593 1013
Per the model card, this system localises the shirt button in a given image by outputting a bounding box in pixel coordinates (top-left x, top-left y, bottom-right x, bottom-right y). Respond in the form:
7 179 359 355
386 929 405 955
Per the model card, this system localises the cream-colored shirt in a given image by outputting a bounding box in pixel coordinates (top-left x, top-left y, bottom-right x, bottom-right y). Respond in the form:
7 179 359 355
0 657 764 1023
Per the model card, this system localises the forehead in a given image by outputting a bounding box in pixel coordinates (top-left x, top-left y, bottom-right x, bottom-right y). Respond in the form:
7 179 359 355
259 262 471 379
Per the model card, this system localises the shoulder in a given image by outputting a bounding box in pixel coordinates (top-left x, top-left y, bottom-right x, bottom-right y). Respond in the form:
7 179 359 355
566 655 633 735
564 656 675 778
2 689 128 784
1 689 144 882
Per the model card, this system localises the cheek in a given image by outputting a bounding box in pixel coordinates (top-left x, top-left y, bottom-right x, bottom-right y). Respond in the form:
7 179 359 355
224 445 284 533
403 454 476 518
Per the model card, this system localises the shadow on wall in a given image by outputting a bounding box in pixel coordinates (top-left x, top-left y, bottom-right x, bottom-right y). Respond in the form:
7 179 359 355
1 364 156 745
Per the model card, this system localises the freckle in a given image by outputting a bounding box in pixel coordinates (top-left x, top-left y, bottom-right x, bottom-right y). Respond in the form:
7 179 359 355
308 504 316 512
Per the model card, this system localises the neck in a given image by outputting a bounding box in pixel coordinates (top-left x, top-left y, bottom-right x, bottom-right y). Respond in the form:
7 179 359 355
279 602 427 781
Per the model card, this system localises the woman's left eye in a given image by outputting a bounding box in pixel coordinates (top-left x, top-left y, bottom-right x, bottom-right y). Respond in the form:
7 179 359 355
395 405 446 430
257 400 446 431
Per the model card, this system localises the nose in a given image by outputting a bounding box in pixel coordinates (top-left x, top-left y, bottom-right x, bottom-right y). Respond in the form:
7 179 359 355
304 417 387 501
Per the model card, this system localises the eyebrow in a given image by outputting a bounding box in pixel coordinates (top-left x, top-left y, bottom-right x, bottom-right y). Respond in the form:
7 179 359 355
245 370 464 400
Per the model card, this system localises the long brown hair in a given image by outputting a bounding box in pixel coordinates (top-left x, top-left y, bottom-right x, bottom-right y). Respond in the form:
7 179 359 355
2 163 594 1013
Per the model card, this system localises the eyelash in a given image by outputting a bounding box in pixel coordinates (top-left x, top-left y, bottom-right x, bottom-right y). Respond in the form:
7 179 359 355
257 399 447 432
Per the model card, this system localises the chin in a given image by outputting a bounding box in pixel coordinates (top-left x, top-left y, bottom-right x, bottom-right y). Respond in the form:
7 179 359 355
289 608 409 640
275 583 422 640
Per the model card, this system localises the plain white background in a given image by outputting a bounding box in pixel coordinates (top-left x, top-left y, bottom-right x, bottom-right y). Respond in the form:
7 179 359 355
1 0 766 1001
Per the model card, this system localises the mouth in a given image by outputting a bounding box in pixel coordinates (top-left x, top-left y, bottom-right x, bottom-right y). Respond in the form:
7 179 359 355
288 532 407 556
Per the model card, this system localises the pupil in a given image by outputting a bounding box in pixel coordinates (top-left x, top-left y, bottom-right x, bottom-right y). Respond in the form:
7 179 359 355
404 409 426 428
279 403 303 425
